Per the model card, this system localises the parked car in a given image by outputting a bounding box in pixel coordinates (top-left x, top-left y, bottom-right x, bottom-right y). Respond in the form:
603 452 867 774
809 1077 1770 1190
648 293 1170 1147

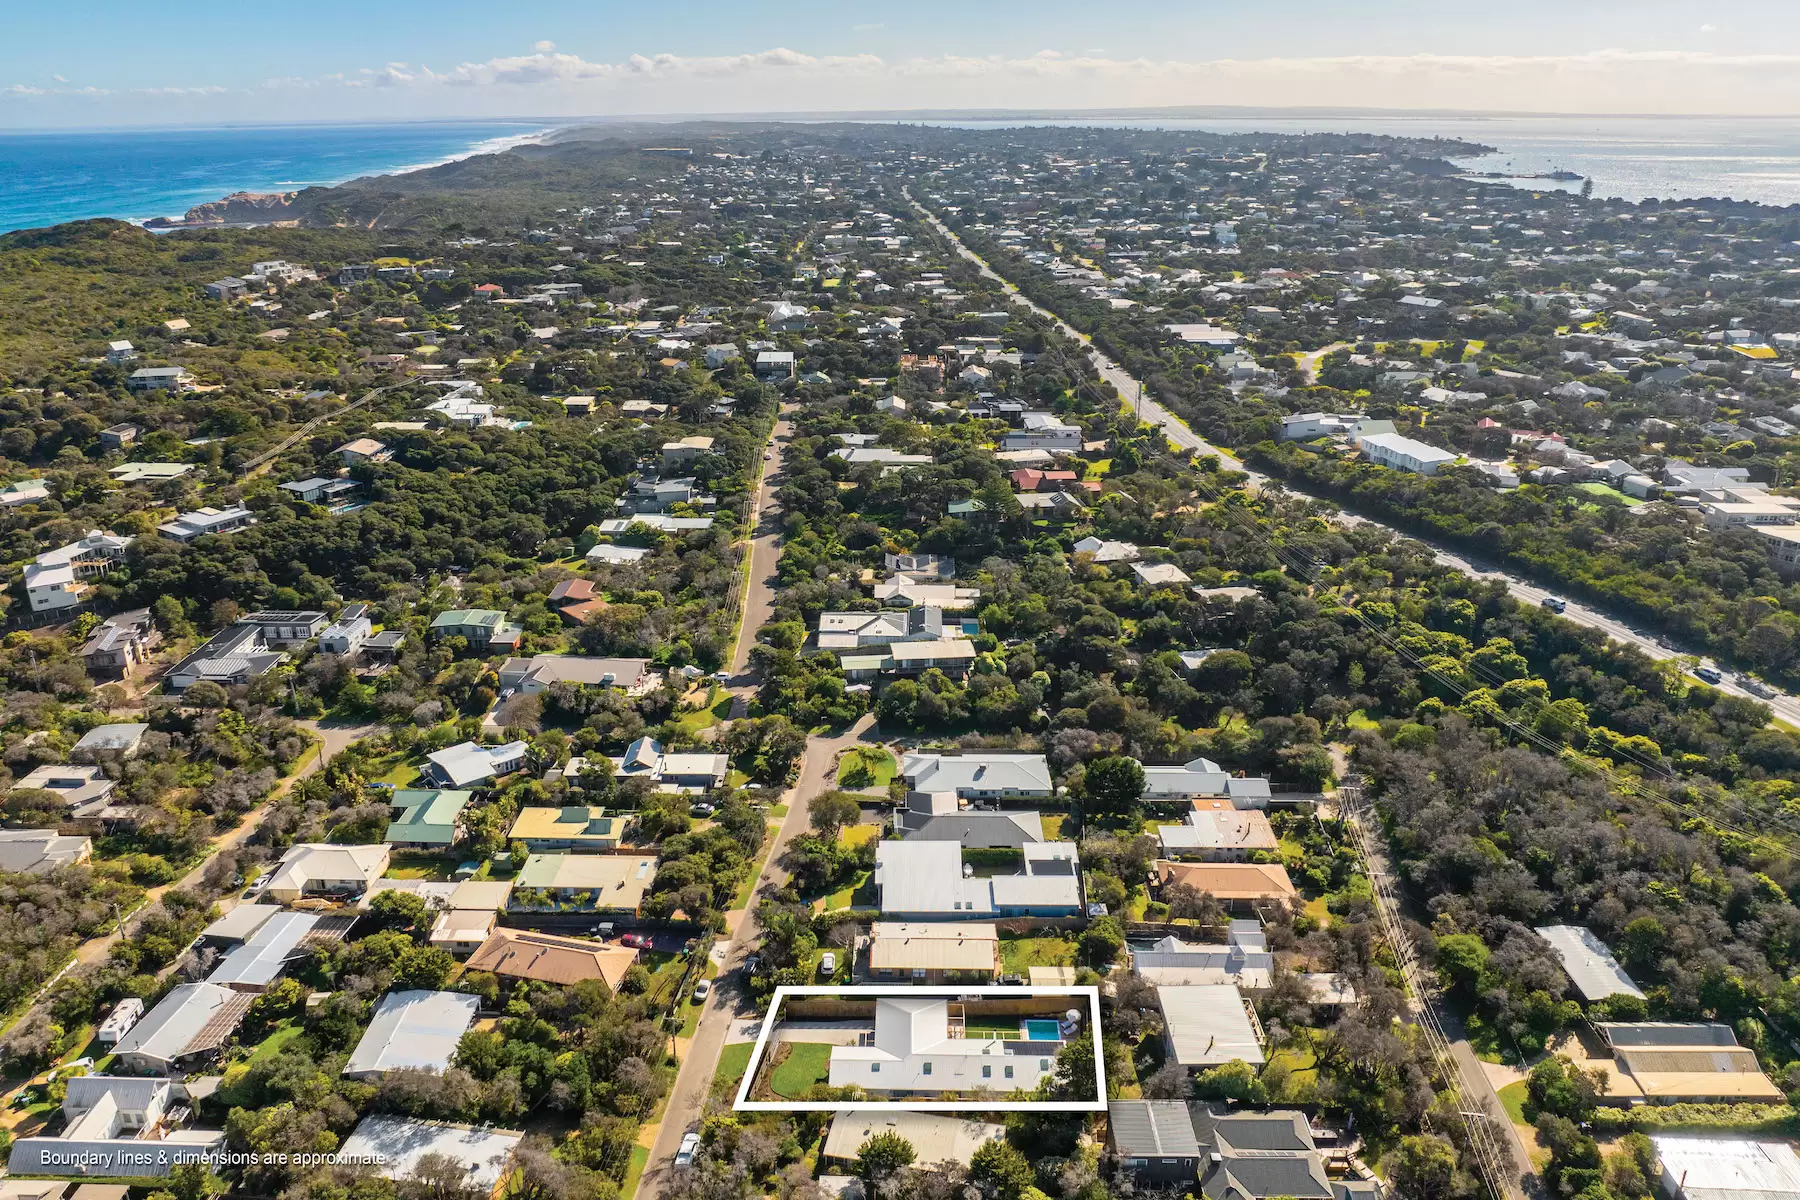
675 1132 701 1167
621 932 653 949
692 979 711 1002
997 973 1026 986
690 802 716 817
819 951 837 975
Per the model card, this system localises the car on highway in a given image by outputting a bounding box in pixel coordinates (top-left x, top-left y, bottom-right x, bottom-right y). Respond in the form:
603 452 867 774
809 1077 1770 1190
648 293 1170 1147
1540 596 1567 614
1738 674 1774 698
675 1131 701 1167
1695 665 1723 685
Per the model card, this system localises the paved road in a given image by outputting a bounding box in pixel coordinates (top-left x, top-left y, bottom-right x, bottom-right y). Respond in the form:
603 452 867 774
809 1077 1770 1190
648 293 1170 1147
727 415 792 680
911 193 1800 729
638 715 880 1200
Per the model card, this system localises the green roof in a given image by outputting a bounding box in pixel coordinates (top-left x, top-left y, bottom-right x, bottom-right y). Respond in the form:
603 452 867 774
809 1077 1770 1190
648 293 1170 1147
384 788 474 845
431 609 505 630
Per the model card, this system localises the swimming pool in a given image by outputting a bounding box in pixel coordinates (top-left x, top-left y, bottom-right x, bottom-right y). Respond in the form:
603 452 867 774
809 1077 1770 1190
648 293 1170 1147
1023 1019 1063 1042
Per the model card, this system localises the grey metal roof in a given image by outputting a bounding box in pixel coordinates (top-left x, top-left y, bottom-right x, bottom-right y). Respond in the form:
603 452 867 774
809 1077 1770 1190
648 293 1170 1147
1600 1022 1739 1048
206 911 319 988
113 983 243 1065
344 990 480 1077
1108 1100 1201 1158
1536 925 1645 1002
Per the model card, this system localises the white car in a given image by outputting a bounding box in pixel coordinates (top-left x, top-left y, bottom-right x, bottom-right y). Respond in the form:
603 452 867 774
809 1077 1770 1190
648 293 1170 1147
819 951 837 975
692 979 711 1002
675 1132 701 1167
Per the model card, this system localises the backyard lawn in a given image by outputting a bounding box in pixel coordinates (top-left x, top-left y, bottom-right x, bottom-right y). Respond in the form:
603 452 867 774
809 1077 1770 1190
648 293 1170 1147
841 823 880 849
1000 934 1075 974
1040 814 1065 839
823 869 875 912
770 1042 833 1098
384 853 457 880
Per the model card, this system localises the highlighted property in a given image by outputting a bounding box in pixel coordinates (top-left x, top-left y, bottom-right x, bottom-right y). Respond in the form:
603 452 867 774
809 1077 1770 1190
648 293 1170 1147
734 985 1106 1112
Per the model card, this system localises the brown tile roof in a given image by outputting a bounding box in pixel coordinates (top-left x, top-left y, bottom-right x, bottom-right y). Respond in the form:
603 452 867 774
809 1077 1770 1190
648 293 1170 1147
1154 860 1297 901
559 598 609 625
464 928 638 989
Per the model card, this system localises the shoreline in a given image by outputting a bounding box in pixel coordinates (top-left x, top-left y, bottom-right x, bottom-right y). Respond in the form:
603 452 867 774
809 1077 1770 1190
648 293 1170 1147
125 124 560 229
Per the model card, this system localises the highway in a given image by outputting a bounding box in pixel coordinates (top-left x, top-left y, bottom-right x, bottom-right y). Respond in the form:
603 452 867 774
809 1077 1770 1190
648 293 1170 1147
909 192 1800 730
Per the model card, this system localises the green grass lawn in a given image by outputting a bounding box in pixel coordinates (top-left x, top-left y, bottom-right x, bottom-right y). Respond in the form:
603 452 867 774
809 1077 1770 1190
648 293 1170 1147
712 1043 754 1099
1345 709 1380 731
964 1019 1022 1037
823 869 874 912
245 1022 304 1066
619 1144 651 1200
1000 935 1075 974
770 1042 833 1099
1497 1080 1531 1127
841 824 880 849
836 747 897 789
384 852 457 880
676 705 719 734
1040 814 1066 840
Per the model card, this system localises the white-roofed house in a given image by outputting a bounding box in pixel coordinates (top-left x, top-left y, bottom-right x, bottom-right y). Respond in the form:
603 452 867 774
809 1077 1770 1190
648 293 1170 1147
1156 808 1279 861
337 1114 523 1195
344 990 481 1079
1132 921 1273 989
1535 925 1646 1003
422 740 529 788
262 843 391 904
1157 984 1265 1070
827 996 1061 1095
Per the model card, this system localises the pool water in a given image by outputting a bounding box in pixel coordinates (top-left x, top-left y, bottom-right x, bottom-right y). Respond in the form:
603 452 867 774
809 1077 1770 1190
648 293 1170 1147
1023 1019 1063 1042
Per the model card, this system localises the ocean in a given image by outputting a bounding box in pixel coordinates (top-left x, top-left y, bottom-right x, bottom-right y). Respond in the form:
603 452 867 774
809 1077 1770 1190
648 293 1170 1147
2 114 1798 238
938 114 1800 208
0 121 553 235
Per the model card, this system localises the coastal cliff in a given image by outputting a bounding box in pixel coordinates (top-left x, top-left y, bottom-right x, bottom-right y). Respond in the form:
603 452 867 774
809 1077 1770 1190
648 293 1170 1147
145 190 299 228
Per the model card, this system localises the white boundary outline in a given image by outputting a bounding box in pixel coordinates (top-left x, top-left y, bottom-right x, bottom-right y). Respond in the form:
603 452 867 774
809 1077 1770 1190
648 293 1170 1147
732 985 1106 1112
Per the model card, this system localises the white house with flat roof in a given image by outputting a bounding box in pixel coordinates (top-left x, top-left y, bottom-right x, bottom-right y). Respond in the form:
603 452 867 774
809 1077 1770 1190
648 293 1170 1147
875 840 1083 919
828 997 1060 1095
1653 1137 1800 1200
344 990 480 1079
1355 432 1458 477
1157 984 1264 1069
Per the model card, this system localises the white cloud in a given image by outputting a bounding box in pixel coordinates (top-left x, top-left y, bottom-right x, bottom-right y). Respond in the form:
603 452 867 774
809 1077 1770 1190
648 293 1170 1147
1699 23 1718 33
534 40 556 52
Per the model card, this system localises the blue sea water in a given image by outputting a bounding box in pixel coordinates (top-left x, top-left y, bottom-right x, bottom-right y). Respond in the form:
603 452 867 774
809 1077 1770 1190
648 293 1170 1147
0 121 554 235
937 114 1800 208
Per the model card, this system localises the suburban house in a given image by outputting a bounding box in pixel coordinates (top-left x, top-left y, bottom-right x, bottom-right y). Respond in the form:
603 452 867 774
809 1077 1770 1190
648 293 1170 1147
1157 984 1265 1070
1652 1137 1800 1200
1132 921 1274 989
81 609 160 678
1535 925 1646 1003
875 840 1083 919
507 805 625 852
337 1114 522 1196
13 763 117 818
611 736 728 793
0 478 50 507
6 1076 224 1178
755 350 796 378
597 514 714 534
884 553 955 579
0 829 93 874
279 477 362 507
1156 808 1279 861
497 655 652 694
21 531 132 615
868 922 1001 984
660 435 715 471
1002 413 1083 452
262 843 391 903
901 752 1053 801
383 789 473 849
206 910 336 992
1155 861 1298 911
828 997 1065 1095
163 622 288 692
464 929 640 991
158 505 256 543
898 788 1045 849
111 983 253 1075
73 723 150 760
319 603 374 655
1354 431 1458 476
1141 758 1273 806
1193 1106 1378 1200
837 639 980 681
109 462 192 485
127 366 191 392
343 990 481 1079
422 741 529 788
336 437 392 465
1107 1099 1204 1184
822 1112 1003 1172
512 854 659 915
1074 536 1141 563
816 604 962 650
428 609 523 652
1592 1023 1785 1104
874 576 983 610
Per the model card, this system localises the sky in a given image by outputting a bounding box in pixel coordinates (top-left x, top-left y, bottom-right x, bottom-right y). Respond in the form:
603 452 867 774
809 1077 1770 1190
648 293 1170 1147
6 0 1800 129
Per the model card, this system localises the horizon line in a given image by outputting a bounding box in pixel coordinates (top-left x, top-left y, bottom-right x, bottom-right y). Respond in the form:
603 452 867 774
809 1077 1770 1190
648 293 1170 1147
1 104 1795 136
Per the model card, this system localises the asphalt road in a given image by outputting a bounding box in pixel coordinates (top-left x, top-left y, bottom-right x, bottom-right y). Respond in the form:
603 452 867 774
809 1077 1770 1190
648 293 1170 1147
637 715 879 1200
726 415 792 680
910 193 1800 729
